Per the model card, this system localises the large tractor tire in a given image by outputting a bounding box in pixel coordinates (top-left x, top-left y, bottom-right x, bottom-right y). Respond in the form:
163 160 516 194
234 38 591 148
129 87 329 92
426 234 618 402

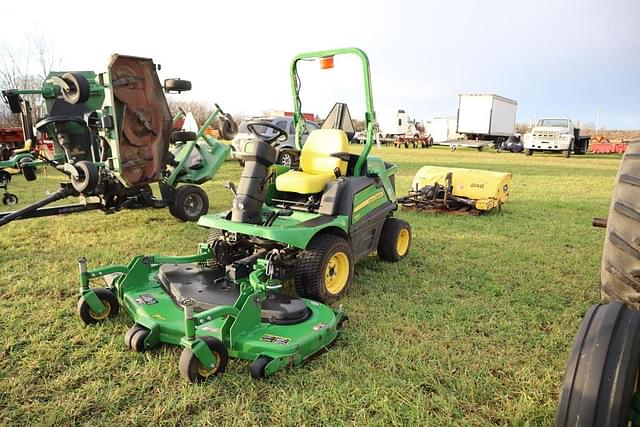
601 142 640 309
556 302 640 426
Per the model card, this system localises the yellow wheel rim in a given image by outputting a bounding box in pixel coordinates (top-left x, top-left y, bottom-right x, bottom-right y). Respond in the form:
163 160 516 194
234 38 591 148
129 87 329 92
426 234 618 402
89 300 111 320
396 228 410 256
197 352 220 378
324 252 350 295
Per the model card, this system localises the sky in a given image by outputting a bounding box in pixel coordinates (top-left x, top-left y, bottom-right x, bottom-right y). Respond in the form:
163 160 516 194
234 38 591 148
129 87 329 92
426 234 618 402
1 0 639 129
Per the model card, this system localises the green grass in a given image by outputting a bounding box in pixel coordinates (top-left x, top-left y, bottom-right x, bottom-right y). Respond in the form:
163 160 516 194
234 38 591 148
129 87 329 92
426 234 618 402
0 147 622 425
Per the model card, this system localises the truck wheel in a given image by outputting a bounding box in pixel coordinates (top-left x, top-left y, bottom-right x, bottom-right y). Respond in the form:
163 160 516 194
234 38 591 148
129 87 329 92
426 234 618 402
526 149 534 156
556 302 640 426
169 185 209 222
295 234 354 303
600 142 640 308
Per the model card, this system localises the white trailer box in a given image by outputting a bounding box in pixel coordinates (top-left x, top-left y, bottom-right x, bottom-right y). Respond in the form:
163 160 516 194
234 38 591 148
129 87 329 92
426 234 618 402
456 94 517 139
425 118 457 142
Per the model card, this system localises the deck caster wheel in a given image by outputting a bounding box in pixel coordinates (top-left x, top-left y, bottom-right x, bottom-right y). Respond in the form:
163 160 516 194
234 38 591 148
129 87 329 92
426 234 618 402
179 337 228 383
77 288 119 325
169 185 209 222
377 218 412 262
526 149 533 156
125 325 151 352
250 356 273 379
2 193 18 205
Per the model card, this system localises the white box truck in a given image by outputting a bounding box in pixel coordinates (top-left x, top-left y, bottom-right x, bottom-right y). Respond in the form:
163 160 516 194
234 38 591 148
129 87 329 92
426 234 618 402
425 118 458 143
456 94 518 147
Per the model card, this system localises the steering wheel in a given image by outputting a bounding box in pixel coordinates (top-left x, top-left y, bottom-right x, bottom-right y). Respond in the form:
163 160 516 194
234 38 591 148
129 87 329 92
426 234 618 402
246 122 288 144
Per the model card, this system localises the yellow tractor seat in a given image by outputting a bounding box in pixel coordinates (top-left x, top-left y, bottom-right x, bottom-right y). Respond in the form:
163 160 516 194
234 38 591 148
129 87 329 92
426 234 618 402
12 139 33 154
276 129 349 194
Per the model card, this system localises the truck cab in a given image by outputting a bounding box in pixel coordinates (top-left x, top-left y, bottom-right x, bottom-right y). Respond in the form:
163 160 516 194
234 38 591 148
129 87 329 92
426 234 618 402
524 117 580 157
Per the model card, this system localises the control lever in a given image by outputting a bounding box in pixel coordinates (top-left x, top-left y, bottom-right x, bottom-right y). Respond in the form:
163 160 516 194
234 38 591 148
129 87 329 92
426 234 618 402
263 208 293 227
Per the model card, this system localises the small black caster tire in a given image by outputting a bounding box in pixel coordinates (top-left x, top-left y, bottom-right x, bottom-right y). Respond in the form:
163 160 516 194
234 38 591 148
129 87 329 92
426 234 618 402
129 327 151 353
179 337 228 383
2 193 18 205
124 325 147 349
77 288 119 325
250 356 273 379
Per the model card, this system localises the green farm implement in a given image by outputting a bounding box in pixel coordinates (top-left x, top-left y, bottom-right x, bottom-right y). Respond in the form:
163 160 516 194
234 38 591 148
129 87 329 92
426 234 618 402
0 54 231 226
77 47 411 382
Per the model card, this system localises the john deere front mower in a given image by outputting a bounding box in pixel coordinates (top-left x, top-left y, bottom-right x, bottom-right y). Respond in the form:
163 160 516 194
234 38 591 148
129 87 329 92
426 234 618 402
0 54 230 226
76 48 410 383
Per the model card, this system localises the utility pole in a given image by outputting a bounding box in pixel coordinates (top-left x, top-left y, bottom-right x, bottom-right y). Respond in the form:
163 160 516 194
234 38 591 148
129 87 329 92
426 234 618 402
595 107 600 138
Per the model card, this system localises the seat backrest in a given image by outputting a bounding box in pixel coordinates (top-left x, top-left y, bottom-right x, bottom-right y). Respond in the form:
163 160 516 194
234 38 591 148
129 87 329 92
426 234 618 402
300 129 349 176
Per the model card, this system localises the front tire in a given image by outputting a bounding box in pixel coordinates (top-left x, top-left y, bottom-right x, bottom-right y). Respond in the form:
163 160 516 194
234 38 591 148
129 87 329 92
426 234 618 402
556 302 640 426
600 142 640 308
377 218 412 262
295 234 354 303
526 149 534 156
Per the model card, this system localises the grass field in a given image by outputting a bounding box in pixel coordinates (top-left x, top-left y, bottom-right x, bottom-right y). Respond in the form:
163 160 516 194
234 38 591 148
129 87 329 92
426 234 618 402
0 146 623 425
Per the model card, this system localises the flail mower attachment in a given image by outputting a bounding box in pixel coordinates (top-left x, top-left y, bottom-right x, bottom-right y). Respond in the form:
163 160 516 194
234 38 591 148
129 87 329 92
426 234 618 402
397 165 512 215
0 54 231 227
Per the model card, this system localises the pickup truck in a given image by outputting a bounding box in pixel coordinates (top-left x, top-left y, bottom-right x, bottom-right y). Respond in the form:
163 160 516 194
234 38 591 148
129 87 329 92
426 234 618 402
524 118 590 157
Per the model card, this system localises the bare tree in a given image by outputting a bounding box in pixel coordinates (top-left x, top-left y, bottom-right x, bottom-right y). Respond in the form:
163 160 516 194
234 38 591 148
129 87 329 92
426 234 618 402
0 37 61 127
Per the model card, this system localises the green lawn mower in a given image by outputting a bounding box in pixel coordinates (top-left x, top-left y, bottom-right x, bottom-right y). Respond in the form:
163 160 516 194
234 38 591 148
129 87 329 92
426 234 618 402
0 142 39 206
0 54 231 227
76 47 411 383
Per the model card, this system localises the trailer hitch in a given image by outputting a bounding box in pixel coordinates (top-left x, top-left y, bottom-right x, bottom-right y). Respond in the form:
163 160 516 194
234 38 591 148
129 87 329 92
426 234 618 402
0 184 103 228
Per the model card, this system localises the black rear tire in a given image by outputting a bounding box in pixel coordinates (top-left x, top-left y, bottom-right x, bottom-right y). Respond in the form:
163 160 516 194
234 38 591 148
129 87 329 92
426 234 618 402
295 233 354 303
526 149 534 156
169 185 209 222
377 218 412 262
600 142 640 308
556 302 640 426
